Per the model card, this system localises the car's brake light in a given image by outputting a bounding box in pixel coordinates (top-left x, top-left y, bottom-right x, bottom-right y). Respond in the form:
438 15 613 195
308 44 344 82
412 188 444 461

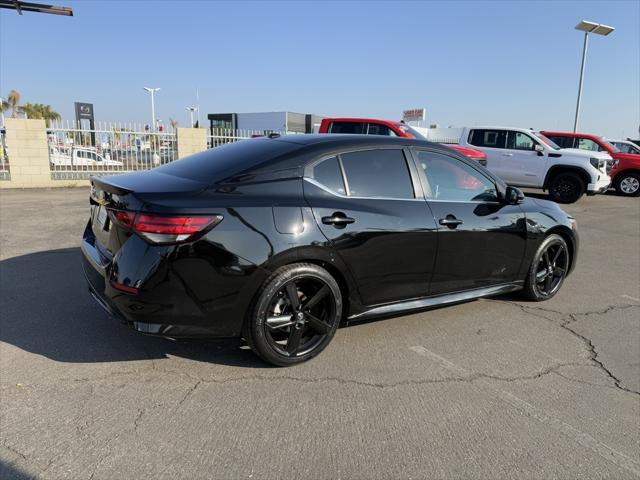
110 211 223 244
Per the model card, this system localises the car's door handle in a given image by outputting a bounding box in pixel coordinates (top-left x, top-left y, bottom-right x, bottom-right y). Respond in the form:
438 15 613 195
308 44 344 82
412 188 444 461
439 215 464 228
503 153 514 157
322 212 355 228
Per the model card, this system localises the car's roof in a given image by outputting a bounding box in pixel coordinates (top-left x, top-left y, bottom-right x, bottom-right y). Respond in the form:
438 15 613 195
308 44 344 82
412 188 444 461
271 134 431 148
540 131 602 139
466 126 536 132
321 118 403 125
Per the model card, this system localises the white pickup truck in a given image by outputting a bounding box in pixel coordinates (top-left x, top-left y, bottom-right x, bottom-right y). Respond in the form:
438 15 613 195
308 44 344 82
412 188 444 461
49 146 123 168
458 126 611 203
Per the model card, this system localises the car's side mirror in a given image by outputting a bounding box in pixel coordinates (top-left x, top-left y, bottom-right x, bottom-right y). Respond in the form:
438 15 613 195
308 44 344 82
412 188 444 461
504 186 525 205
534 144 545 156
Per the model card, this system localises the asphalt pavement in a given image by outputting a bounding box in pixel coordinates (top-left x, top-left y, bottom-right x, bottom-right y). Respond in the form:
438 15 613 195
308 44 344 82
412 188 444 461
1 187 638 479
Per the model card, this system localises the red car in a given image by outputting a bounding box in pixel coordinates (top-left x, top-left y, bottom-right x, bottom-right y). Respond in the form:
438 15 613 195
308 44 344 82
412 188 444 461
319 118 487 165
542 131 640 197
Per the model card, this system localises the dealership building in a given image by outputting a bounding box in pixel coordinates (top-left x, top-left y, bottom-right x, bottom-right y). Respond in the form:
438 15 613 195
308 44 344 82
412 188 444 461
207 111 324 134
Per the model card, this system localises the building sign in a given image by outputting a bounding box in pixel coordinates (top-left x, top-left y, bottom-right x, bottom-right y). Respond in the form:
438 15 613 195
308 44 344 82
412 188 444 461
75 102 94 122
402 108 426 123
74 102 96 146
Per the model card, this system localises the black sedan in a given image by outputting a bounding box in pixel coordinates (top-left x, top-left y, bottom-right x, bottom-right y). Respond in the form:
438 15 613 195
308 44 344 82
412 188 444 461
82 135 578 366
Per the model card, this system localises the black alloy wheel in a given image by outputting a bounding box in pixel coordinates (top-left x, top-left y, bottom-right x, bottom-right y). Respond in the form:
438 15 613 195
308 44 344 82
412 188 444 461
523 234 569 301
549 172 585 204
245 263 342 366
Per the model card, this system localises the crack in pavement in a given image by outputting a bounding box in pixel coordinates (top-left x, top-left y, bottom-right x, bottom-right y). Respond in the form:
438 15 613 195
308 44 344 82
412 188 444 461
486 300 640 397
562 313 640 396
1 442 28 461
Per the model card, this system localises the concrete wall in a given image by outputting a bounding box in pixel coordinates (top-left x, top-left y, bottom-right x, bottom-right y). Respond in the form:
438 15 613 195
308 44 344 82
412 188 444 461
0 119 90 188
177 127 207 159
0 122 210 189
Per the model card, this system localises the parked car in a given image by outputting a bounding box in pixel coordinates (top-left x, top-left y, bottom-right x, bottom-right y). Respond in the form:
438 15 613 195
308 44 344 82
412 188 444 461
541 131 640 197
49 146 123 168
458 127 611 203
609 140 640 155
82 135 578 366
319 117 487 164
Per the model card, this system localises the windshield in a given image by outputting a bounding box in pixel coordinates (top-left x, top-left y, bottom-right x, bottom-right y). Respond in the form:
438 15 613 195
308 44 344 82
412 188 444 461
612 141 640 154
534 133 562 150
600 139 620 153
398 125 427 140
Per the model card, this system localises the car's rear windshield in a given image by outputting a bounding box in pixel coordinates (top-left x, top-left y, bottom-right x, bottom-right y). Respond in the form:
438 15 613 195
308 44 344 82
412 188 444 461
157 138 300 182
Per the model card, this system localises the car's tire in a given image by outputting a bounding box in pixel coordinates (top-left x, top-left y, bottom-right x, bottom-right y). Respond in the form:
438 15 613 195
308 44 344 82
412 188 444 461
614 171 640 197
244 263 342 366
522 234 570 301
548 172 586 204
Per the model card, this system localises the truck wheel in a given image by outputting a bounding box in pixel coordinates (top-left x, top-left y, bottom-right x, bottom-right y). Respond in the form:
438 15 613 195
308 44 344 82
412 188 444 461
548 172 585 204
614 172 640 197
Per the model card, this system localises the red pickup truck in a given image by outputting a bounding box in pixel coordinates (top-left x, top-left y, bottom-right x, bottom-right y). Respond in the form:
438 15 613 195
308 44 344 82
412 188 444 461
319 118 487 164
541 131 640 197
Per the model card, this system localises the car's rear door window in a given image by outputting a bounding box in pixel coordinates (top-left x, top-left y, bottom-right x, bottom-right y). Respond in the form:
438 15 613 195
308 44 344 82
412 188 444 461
468 129 507 149
312 156 346 195
340 149 414 199
329 122 366 134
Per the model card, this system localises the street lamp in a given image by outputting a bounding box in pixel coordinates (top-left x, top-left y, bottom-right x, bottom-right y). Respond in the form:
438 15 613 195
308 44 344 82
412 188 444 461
186 107 197 127
143 87 160 131
573 20 614 132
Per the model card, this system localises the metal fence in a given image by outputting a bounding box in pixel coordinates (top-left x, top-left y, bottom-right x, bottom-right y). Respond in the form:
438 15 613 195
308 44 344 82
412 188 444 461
206 128 282 148
47 121 179 180
0 128 9 180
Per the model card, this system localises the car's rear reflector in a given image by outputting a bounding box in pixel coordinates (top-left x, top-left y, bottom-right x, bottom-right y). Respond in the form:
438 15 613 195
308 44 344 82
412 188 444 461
109 211 223 244
109 280 140 295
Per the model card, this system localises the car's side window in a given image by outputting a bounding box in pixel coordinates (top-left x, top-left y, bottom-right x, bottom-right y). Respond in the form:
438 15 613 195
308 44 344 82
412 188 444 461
546 136 571 149
312 156 346 195
366 123 395 136
329 122 366 134
340 149 415 199
468 129 507 149
577 138 601 152
415 150 498 203
507 131 537 151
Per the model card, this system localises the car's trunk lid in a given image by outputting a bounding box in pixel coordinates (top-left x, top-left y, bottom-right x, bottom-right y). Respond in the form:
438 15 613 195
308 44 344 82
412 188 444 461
89 171 210 255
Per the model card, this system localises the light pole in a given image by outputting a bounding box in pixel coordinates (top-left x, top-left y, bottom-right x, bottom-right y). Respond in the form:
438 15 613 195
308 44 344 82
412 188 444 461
143 87 160 131
186 107 197 127
573 21 614 133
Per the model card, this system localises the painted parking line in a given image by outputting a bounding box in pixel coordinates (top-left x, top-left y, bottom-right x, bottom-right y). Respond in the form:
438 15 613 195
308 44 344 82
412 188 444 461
620 294 640 303
409 345 640 477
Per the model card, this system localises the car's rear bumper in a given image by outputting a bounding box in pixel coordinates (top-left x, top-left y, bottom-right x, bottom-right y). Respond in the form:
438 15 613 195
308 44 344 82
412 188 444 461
81 221 267 338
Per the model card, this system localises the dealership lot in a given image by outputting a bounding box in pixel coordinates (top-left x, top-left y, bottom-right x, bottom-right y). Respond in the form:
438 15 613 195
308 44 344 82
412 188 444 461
1 188 638 479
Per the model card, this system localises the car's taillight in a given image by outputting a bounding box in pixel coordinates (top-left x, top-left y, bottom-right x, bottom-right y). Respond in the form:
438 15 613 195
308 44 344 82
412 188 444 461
110 211 223 244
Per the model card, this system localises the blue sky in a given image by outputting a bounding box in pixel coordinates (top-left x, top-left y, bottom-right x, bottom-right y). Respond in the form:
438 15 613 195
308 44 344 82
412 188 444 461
1 0 638 138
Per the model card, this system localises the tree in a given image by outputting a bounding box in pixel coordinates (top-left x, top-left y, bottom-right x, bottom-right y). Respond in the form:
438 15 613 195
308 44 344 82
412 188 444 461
20 103 61 126
169 118 178 132
6 90 20 118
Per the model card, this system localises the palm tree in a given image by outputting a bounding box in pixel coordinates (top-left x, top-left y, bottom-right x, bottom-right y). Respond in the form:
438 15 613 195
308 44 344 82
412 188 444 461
20 103 61 126
169 118 178 132
7 90 20 118
38 104 61 126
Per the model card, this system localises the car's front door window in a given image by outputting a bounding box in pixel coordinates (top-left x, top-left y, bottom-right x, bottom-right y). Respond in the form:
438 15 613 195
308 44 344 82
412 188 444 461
577 138 602 152
415 150 498 202
507 131 537 151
